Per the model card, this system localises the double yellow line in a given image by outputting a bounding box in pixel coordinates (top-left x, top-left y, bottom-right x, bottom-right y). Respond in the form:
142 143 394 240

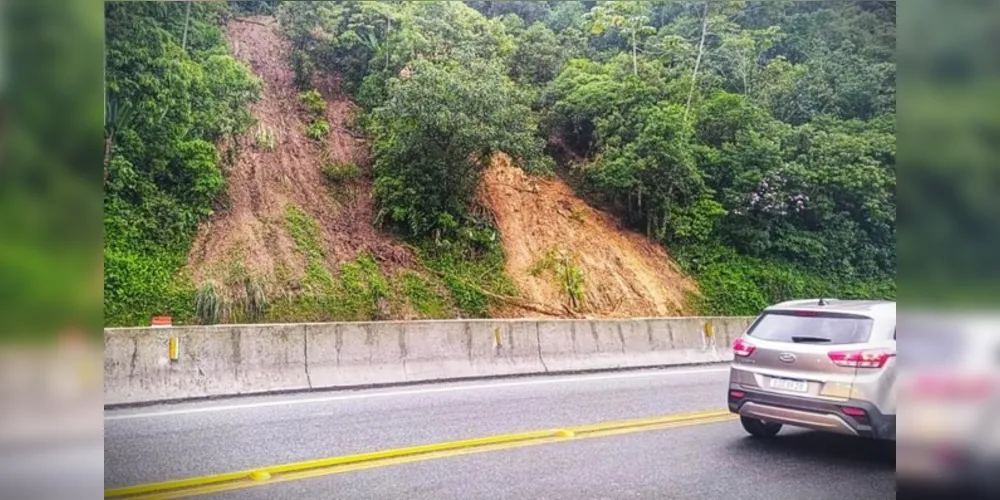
106 408 735 499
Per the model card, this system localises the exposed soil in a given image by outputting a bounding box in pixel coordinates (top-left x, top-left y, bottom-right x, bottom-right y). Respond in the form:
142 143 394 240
480 153 698 318
185 15 696 320
185 16 412 291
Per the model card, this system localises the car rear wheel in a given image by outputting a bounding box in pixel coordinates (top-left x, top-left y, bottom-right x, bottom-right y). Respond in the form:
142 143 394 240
740 416 782 438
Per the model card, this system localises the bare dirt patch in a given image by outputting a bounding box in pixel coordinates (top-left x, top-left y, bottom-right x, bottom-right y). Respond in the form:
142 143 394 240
480 153 698 318
185 16 412 292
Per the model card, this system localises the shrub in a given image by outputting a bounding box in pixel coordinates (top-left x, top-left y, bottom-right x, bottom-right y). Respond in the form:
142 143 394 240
305 119 330 140
297 89 326 116
241 274 268 322
675 244 896 316
528 248 586 311
418 241 517 317
194 281 226 325
290 49 315 90
322 160 361 184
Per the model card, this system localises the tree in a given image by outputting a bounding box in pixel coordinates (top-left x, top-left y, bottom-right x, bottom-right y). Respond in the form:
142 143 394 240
592 103 724 243
509 22 564 86
369 56 550 242
585 1 655 76
683 2 709 122
103 2 261 325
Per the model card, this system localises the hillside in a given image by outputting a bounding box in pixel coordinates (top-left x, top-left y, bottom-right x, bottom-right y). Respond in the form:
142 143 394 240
482 153 697 317
103 2 894 326
184 15 697 322
187 16 412 287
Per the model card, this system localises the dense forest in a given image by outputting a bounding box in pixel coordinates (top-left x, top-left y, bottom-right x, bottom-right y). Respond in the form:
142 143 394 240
104 1 895 326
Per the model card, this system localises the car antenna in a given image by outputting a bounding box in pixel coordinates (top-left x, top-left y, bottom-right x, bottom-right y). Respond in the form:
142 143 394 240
818 298 827 306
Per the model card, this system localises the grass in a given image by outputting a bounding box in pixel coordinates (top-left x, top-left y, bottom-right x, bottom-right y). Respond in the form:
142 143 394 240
254 126 276 150
284 204 334 291
278 204 406 322
185 205 516 324
528 248 587 312
322 160 361 184
399 272 451 318
225 261 269 323
284 205 325 262
264 253 398 322
194 281 226 325
418 242 518 318
674 243 896 316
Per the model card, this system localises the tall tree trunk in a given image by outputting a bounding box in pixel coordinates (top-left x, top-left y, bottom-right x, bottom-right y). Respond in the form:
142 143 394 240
684 2 709 123
104 131 114 183
631 28 638 76
181 1 192 51
386 17 391 71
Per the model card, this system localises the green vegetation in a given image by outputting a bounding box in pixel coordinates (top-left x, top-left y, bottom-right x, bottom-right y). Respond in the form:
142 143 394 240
368 56 552 240
529 249 587 311
675 244 895 316
254 126 276 150
223 260 270 323
299 88 330 141
277 0 895 315
305 119 330 141
322 160 361 184
104 2 262 326
399 272 451 319
279 204 445 321
418 243 518 318
103 1 896 325
194 281 226 325
283 204 333 290
297 89 327 115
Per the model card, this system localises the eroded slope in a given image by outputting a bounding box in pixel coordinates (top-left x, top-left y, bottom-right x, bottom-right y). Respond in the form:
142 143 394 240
481 153 698 317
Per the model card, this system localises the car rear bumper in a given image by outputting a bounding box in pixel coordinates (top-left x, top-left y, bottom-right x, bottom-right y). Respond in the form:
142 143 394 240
728 387 895 440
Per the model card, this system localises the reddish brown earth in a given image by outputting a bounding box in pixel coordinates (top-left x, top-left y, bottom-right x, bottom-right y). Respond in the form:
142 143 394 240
185 16 411 292
480 153 698 318
185 16 696 319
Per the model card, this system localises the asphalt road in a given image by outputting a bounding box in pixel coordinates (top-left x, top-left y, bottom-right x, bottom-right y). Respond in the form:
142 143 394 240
105 365 896 499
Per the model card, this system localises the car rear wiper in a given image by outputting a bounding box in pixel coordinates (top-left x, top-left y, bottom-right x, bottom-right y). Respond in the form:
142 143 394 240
790 336 832 343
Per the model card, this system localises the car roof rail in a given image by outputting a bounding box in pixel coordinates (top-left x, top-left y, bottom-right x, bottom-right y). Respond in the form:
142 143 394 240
772 298 834 308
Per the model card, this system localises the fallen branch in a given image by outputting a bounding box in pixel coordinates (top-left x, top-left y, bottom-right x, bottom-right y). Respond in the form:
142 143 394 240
426 269 578 318
465 281 577 318
231 17 269 27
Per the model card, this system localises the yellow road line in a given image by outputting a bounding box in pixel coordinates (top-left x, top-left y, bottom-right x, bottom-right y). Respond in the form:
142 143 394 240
107 408 735 499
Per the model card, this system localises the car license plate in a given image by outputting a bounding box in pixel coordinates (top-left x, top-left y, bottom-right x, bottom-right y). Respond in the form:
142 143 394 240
769 377 808 393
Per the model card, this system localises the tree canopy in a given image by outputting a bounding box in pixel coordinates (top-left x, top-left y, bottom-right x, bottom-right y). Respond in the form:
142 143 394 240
278 0 896 314
104 1 896 324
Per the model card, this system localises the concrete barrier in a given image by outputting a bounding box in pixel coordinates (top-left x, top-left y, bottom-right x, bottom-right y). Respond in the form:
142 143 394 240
104 316 755 406
104 324 309 406
305 322 408 388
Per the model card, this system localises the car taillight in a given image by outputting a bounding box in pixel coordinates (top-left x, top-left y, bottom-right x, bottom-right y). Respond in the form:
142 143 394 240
733 338 755 357
842 406 867 417
828 350 895 368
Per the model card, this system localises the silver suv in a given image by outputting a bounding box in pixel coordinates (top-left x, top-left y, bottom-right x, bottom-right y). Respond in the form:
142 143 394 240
727 298 896 440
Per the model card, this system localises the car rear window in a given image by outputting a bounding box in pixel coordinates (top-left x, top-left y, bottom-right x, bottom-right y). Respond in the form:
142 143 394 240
746 311 874 345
